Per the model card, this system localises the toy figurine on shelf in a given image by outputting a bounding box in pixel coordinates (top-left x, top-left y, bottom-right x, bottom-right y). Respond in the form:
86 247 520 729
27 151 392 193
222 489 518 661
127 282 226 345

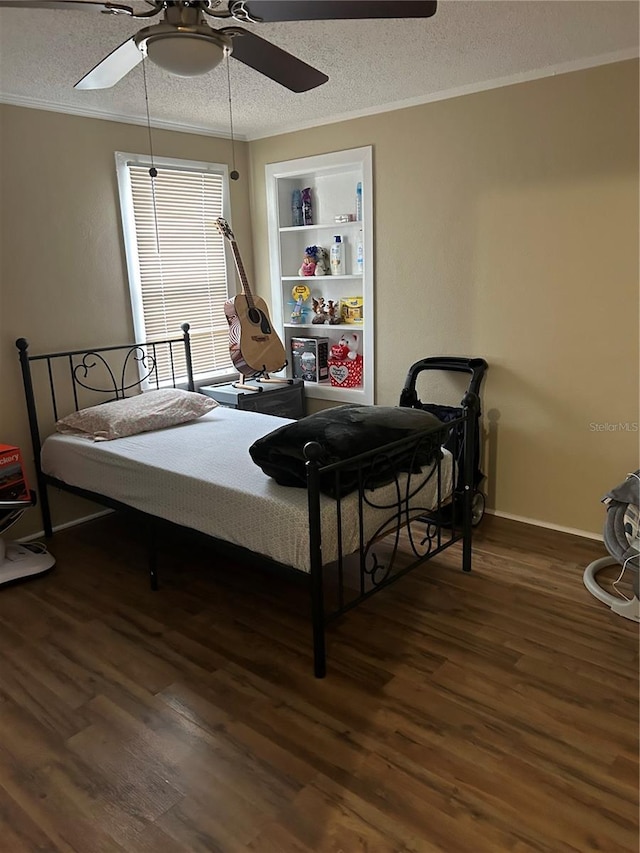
326 300 341 324
312 297 342 325
298 245 329 277
311 297 325 323
291 296 304 323
289 283 311 323
299 251 316 277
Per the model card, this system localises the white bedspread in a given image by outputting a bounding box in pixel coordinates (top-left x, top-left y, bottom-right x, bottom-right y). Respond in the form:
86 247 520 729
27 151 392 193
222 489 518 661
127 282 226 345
41 407 452 573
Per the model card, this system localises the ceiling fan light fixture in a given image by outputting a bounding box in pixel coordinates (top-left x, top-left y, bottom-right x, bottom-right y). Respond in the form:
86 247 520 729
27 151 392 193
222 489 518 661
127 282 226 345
144 32 226 77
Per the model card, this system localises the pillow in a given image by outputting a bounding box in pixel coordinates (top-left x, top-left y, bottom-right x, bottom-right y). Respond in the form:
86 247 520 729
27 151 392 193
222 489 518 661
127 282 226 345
249 404 447 497
56 388 218 441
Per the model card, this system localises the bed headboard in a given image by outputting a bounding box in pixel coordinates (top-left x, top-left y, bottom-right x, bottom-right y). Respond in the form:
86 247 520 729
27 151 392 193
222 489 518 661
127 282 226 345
15 323 195 501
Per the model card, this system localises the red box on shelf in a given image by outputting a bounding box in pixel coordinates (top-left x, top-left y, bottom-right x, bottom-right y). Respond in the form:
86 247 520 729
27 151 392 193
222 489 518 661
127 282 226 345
328 354 363 389
0 444 30 502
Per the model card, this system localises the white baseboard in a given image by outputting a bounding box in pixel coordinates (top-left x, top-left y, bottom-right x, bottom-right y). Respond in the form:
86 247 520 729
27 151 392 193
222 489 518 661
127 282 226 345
485 508 603 542
17 506 602 545
17 509 114 543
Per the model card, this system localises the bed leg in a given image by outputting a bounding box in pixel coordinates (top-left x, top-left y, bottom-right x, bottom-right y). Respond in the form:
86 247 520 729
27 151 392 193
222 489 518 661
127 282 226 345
146 518 159 591
16 339 52 538
40 484 53 538
149 553 158 591
306 443 326 678
312 602 326 679
310 546 326 677
462 495 472 573
461 391 479 573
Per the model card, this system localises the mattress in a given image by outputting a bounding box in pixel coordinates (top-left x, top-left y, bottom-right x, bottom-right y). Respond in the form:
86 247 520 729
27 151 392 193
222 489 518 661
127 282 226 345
41 406 452 573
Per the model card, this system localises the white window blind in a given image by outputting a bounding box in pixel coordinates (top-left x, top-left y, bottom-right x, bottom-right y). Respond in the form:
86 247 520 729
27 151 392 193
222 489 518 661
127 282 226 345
116 153 233 383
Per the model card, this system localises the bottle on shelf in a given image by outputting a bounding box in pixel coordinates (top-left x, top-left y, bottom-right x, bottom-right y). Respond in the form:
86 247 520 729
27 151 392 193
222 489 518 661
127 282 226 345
330 235 343 275
355 181 363 221
356 230 363 274
291 189 303 227
301 187 313 226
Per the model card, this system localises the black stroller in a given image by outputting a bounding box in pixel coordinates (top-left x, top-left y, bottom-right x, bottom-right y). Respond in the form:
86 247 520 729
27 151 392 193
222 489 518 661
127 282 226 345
399 356 489 527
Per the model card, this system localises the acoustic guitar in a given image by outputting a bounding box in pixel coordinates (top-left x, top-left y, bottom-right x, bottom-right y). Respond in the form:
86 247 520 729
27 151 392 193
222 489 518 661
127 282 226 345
215 217 287 377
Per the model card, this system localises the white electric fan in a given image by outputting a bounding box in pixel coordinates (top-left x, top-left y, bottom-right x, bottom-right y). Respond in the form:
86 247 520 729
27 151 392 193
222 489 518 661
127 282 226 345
0 496 55 586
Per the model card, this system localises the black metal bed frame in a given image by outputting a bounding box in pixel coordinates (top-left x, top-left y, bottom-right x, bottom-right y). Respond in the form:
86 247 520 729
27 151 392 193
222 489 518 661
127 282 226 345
16 325 478 678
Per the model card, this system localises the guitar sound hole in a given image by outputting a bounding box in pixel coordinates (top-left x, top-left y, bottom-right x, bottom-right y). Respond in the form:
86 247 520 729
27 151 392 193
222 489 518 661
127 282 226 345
248 308 262 324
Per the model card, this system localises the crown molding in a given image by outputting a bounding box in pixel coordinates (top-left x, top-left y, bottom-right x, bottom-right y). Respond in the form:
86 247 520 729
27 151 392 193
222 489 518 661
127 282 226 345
0 93 245 141
1 49 636 142
248 49 639 140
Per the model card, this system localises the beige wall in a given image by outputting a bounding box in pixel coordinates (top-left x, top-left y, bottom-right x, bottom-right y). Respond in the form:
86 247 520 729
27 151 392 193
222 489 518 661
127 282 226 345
248 60 639 535
1 107 253 536
1 59 638 540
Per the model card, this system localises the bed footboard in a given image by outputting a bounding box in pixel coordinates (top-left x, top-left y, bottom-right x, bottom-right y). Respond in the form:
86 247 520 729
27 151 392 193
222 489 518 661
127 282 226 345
304 392 479 678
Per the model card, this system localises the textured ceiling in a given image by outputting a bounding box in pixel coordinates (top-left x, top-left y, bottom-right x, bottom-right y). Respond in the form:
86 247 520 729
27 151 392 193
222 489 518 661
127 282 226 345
0 0 638 140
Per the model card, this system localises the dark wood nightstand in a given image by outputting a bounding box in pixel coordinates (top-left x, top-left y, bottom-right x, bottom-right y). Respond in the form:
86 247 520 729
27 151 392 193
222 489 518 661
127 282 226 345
199 378 305 419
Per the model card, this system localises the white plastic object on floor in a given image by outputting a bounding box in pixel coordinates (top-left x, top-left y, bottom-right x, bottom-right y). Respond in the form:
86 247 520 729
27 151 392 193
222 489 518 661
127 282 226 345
583 555 640 622
0 494 56 586
0 537 55 586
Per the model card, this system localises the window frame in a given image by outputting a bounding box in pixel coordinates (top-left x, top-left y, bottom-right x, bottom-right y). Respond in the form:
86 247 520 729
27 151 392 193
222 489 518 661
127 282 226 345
115 150 238 388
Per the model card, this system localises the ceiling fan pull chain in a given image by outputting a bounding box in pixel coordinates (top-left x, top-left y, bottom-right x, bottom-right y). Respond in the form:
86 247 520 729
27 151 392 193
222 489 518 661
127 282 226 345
142 57 161 253
226 50 239 181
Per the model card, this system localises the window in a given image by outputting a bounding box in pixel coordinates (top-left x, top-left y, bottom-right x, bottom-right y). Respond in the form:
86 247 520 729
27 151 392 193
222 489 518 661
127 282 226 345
115 152 234 385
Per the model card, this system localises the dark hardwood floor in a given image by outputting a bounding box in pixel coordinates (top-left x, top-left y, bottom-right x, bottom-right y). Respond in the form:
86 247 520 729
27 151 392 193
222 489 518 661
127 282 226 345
0 513 637 852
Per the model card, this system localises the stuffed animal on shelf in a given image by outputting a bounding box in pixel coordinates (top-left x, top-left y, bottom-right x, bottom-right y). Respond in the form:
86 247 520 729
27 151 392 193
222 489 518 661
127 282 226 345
337 331 360 360
314 247 330 276
299 245 328 277
299 252 316 277
330 341 349 360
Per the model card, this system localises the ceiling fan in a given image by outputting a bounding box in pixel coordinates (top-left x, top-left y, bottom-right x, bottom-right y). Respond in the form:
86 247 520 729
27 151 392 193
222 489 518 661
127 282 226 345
0 0 437 92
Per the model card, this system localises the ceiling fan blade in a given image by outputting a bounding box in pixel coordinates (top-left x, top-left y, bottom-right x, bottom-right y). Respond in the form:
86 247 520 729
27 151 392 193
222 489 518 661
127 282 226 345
74 36 142 89
235 0 437 22
0 1 132 11
223 28 328 92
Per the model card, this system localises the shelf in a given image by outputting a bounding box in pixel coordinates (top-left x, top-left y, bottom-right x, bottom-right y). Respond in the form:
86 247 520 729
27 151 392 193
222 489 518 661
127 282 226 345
303 382 367 403
284 323 364 331
280 222 363 233
282 274 362 281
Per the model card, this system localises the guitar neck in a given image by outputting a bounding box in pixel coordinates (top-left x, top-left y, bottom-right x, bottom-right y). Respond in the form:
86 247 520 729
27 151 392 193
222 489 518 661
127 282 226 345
229 239 255 310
